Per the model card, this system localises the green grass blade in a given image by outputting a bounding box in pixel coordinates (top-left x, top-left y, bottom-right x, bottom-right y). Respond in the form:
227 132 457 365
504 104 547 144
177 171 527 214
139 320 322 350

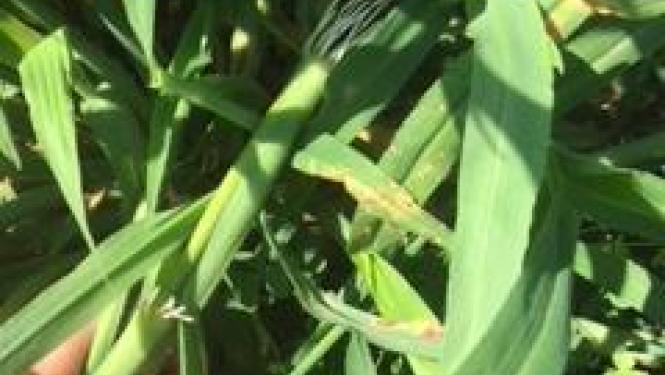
293 134 452 251
93 0 145 68
556 149 665 243
0 198 207 375
575 242 665 324
0 7 40 68
121 0 156 70
373 54 469 186
345 333 377 375
290 324 346 375
145 0 218 212
18 29 94 248
442 0 555 372
3 0 63 31
0 103 20 169
145 99 185 212
157 73 264 131
0 254 80 323
178 317 208 375
6 0 148 119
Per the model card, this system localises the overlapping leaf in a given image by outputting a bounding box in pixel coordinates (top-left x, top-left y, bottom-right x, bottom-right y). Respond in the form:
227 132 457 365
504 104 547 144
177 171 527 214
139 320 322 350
556 149 665 243
441 1 556 373
0 198 206 375
575 242 665 323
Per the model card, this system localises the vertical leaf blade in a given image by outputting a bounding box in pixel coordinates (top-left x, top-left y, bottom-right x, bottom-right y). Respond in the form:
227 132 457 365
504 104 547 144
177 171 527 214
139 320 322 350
145 0 218 212
178 318 208 375
0 103 20 169
122 0 156 68
442 0 555 372
18 29 94 248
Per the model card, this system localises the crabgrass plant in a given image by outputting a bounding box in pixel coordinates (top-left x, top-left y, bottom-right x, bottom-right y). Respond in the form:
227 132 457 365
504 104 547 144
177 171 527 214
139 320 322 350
1 0 665 374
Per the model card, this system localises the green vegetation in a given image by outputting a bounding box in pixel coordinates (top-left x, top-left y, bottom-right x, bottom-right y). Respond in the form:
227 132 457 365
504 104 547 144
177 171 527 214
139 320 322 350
0 0 664 374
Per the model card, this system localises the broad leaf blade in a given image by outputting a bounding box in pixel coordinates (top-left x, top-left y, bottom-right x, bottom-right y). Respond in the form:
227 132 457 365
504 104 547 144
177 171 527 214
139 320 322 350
442 1 555 372
18 29 94 248
450 190 577 375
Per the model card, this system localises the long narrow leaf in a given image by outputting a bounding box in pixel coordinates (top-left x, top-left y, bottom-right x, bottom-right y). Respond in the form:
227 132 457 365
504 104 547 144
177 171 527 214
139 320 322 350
0 103 20 169
157 73 264 131
145 0 218 212
18 29 94 248
0 197 207 375
0 7 40 68
178 317 208 375
121 0 156 69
